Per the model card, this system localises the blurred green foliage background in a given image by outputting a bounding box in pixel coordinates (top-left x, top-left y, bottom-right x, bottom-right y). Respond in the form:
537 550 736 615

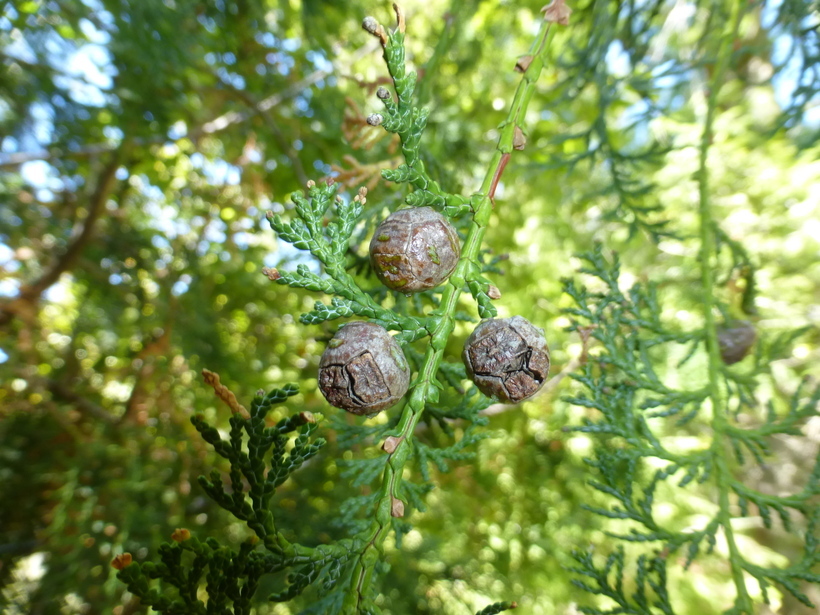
1 0 819 613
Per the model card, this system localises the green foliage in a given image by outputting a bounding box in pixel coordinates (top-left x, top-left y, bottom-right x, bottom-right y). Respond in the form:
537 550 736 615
106 5 559 613
266 182 427 338
117 384 362 610
563 246 820 611
2 0 820 614
569 547 673 615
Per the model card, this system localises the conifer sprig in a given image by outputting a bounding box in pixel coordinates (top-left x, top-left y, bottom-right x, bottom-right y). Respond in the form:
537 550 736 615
564 236 820 612
115 4 564 613
337 6 564 612
561 1 820 609
116 381 361 609
264 182 428 341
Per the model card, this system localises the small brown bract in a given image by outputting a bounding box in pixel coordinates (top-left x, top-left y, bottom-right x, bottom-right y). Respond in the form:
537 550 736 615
369 207 460 293
717 320 756 365
318 321 410 415
463 316 550 403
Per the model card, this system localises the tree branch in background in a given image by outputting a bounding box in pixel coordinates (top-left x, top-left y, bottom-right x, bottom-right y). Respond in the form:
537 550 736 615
45 378 118 424
0 149 122 327
0 49 372 171
212 71 310 186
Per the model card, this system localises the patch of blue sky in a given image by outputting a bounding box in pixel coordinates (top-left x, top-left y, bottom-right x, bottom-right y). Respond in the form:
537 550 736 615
142 198 186 240
306 49 333 74
4 40 35 67
27 102 56 147
281 38 301 53
313 160 332 175
604 41 653 149
215 66 246 90
0 243 17 289
295 94 314 117
20 159 64 202
0 348 8 363
0 278 21 298
189 154 242 186
2 14 117 167
255 31 276 47
233 232 251 249
263 240 320 274
171 273 192 296
43 280 69 303
0 7 16 29
78 16 111 44
1 133 17 152
619 0 660 36
605 40 632 79
761 0 784 29
762 0 820 126
193 220 228 257
197 13 217 33
79 0 109 17
56 44 116 107
620 100 653 150
276 56 296 76
167 121 188 141
151 235 171 250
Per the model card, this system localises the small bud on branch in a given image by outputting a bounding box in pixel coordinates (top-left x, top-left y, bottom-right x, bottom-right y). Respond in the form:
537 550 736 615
515 56 534 73
382 435 402 453
362 16 389 46
111 553 132 570
513 127 527 150
262 267 281 281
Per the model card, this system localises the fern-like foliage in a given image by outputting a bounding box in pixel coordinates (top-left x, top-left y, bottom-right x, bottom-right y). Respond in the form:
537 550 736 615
563 246 820 613
559 0 820 611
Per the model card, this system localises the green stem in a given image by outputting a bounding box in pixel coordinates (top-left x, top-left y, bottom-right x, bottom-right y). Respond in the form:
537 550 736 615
698 1 748 611
343 18 557 613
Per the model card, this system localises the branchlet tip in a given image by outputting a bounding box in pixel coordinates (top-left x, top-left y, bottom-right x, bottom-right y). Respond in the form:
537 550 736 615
262 267 281 281
111 553 132 570
362 16 388 45
542 0 572 25
393 3 406 33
